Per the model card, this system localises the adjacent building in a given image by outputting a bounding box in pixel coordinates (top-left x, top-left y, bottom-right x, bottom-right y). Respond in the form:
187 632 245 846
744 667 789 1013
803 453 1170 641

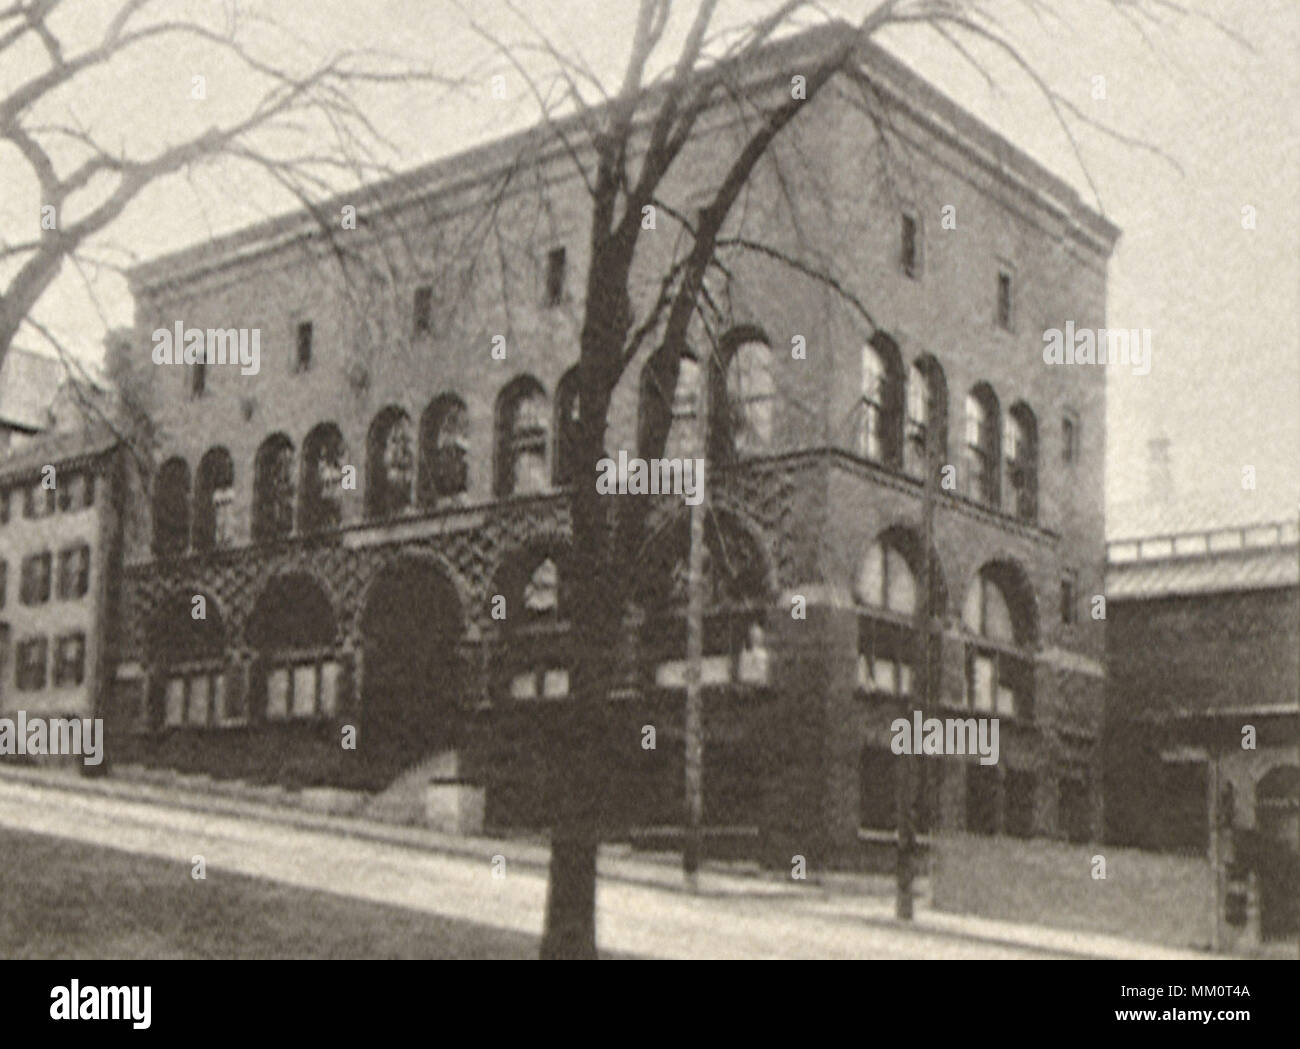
0 425 126 750
1105 487 1300 945
109 26 1119 867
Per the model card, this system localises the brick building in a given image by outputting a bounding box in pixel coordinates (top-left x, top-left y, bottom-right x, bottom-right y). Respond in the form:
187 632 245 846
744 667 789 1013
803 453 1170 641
1105 490 1300 944
108 28 1118 867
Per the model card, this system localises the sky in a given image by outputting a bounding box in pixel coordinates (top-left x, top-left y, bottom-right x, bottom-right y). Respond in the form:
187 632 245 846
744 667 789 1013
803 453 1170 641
2 0 1296 526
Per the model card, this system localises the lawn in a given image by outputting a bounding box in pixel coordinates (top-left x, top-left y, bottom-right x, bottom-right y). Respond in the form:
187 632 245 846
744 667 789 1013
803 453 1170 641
0 828 538 959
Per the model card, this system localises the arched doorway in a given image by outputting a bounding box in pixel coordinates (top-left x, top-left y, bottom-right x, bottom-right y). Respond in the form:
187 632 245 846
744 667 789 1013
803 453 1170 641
360 558 464 776
1256 764 1299 940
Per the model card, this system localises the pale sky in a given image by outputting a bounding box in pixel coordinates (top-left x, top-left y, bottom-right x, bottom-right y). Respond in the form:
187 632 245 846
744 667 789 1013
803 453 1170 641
3 0 1296 525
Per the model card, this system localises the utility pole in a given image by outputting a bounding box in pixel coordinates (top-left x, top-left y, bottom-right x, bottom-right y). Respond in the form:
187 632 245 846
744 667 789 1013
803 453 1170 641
683 350 709 891
899 409 937 920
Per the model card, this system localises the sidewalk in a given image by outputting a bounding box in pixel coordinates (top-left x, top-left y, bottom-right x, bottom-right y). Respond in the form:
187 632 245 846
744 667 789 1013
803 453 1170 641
0 763 1219 959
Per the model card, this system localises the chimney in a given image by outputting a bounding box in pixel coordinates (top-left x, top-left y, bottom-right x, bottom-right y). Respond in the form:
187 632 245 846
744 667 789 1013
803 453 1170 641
1147 436 1173 503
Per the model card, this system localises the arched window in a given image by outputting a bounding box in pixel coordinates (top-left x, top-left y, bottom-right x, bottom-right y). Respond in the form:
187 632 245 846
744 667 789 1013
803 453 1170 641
962 564 1035 718
854 532 946 699
252 434 295 542
856 540 917 615
300 423 346 533
636 512 770 692
419 395 469 505
153 458 191 556
498 554 569 701
553 368 581 486
860 335 903 466
1005 402 1038 523
495 377 548 497
964 383 1000 506
148 590 232 727
723 338 775 456
366 406 414 519
193 448 234 551
905 356 947 478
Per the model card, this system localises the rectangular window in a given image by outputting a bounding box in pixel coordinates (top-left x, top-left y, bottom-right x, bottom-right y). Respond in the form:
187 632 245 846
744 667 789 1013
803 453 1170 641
295 321 313 372
0 488 9 524
413 286 432 335
966 764 1000 835
264 659 337 719
20 552 52 605
1060 571 1077 625
320 661 340 717
212 673 238 725
53 633 86 687
0 560 6 609
996 269 1014 330
1005 770 1035 838
292 663 318 718
188 673 210 725
58 474 80 512
265 667 290 719
1062 414 1078 464
544 247 566 307
16 638 48 691
24 483 56 519
900 212 920 278
970 652 995 712
57 545 91 600
165 677 187 726
191 357 207 397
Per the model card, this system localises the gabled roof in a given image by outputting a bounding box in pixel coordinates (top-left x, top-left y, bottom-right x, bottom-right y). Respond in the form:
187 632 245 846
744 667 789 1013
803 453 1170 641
0 347 61 432
0 424 119 480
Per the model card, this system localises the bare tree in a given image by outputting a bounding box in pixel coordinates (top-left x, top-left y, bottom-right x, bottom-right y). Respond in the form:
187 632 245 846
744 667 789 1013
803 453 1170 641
453 0 1244 959
0 0 455 373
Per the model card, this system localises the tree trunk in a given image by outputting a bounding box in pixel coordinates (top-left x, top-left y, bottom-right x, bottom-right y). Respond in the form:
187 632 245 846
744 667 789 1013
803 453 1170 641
539 356 620 959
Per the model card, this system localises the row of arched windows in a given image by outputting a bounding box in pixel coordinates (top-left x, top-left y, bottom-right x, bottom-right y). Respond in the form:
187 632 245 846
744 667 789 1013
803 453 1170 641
151 333 1041 554
152 340 783 555
151 377 586 554
859 335 1039 523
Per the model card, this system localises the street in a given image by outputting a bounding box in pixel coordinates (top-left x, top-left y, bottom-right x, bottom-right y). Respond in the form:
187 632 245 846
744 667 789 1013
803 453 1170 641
0 777 1061 959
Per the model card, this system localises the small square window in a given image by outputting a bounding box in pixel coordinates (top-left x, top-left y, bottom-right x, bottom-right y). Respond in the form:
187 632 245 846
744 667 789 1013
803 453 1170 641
996 269 1014 330
295 321 313 372
53 633 86 687
900 212 921 278
20 552 51 605
1060 572 1078 625
544 247 566 307
1062 415 1078 464
17 637 48 691
413 286 433 335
